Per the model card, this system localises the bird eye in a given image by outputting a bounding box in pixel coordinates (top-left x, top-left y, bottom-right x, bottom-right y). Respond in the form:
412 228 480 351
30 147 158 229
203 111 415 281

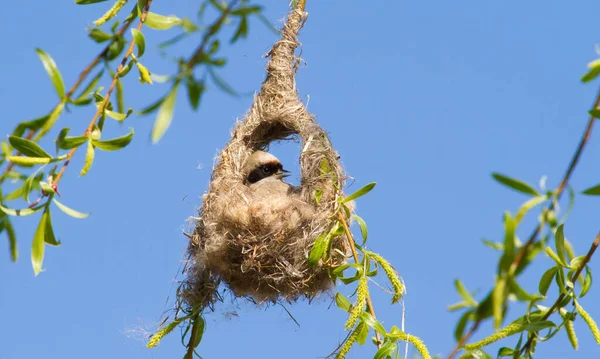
262 165 271 173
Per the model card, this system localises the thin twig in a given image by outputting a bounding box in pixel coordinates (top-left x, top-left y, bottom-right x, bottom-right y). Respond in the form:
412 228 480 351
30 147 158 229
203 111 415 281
187 0 239 69
52 1 152 188
447 86 600 359
337 211 382 348
0 16 135 180
518 231 600 355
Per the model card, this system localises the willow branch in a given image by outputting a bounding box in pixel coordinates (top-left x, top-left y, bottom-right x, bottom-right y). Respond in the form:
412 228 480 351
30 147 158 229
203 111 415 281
337 211 382 348
448 87 600 359
0 14 135 180
52 1 153 188
519 231 600 355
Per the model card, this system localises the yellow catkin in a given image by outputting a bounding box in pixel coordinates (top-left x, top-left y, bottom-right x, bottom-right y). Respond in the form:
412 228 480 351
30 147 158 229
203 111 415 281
575 301 600 344
388 331 432 359
345 276 368 330
335 322 365 359
94 0 129 27
147 315 190 348
565 319 579 350
369 252 404 303
463 322 527 350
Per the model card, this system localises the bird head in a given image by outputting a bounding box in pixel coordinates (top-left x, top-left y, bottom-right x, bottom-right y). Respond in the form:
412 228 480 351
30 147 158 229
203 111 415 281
242 150 291 184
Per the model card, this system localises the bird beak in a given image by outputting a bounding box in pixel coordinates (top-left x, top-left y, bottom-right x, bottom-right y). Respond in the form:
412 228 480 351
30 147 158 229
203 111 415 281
277 169 291 179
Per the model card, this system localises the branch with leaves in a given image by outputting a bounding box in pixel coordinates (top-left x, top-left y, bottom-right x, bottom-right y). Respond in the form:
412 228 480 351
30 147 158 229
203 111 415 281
446 57 600 359
0 0 271 273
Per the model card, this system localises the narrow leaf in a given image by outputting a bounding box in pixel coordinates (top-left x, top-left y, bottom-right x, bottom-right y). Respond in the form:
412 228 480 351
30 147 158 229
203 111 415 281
582 183 600 196
7 156 51 165
43 209 60 246
35 48 65 99
0 204 44 217
491 173 539 196
152 85 178 143
92 128 134 151
130 28 146 57
8 136 52 158
144 12 181 30
341 182 376 203
32 211 48 275
52 198 89 219
555 224 568 266
539 267 558 296
335 292 352 312
455 279 477 306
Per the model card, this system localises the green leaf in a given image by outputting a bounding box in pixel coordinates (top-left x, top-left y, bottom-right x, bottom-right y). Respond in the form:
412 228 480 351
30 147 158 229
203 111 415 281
492 277 507 329
186 77 205 110
12 115 51 137
36 48 65 99
335 292 352 312
152 85 178 143
7 156 52 165
117 60 135 78
582 183 600 195
52 198 89 219
555 224 568 266
8 136 52 158
208 67 238 96
231 5 262 16
43 208 60 246
76 0 109 4
105 108 133 121
144 12 181 30
57 134 88 150
538 267 558 296
482 238 503 251
116 78 125 113
582 59 600 83
74 70 104 104
88 28 113 43
454 310 475 341
0 203 45 217
373 343 397 359
130 28 146 57
231 15 249 43
514 195 548 226
491 173 539 196
455 279 477 306
92 128 134 151
106 35 126 61
499 212 516 273
22 167 45 203
308 231 327 266
32 210 48 275
352 214 368 243
580 267 592 298
35 102 65 140
341 182 376 203
523 320 556 332
508 277 536 301
358 312 386 335
4 217 18 261
80 139 95 176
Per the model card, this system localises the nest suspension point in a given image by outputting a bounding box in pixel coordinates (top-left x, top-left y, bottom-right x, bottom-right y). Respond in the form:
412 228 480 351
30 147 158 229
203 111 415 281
181 7 351 309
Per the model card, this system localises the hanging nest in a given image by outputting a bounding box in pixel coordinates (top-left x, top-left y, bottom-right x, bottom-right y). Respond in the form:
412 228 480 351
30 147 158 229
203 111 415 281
180 7 351 309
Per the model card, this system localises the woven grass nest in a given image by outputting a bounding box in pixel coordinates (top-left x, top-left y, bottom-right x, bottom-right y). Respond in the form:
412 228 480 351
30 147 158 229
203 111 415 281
180 8 351 309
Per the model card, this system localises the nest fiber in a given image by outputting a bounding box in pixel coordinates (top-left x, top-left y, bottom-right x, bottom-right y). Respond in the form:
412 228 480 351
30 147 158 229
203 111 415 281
183 8 349 307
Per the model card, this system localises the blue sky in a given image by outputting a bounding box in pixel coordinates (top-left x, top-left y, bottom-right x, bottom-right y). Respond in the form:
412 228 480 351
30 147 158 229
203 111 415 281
1 1 600 358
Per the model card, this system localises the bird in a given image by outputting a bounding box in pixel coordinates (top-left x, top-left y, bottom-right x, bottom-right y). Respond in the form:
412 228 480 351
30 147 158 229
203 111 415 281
241 150 292 189
239 150 314 231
